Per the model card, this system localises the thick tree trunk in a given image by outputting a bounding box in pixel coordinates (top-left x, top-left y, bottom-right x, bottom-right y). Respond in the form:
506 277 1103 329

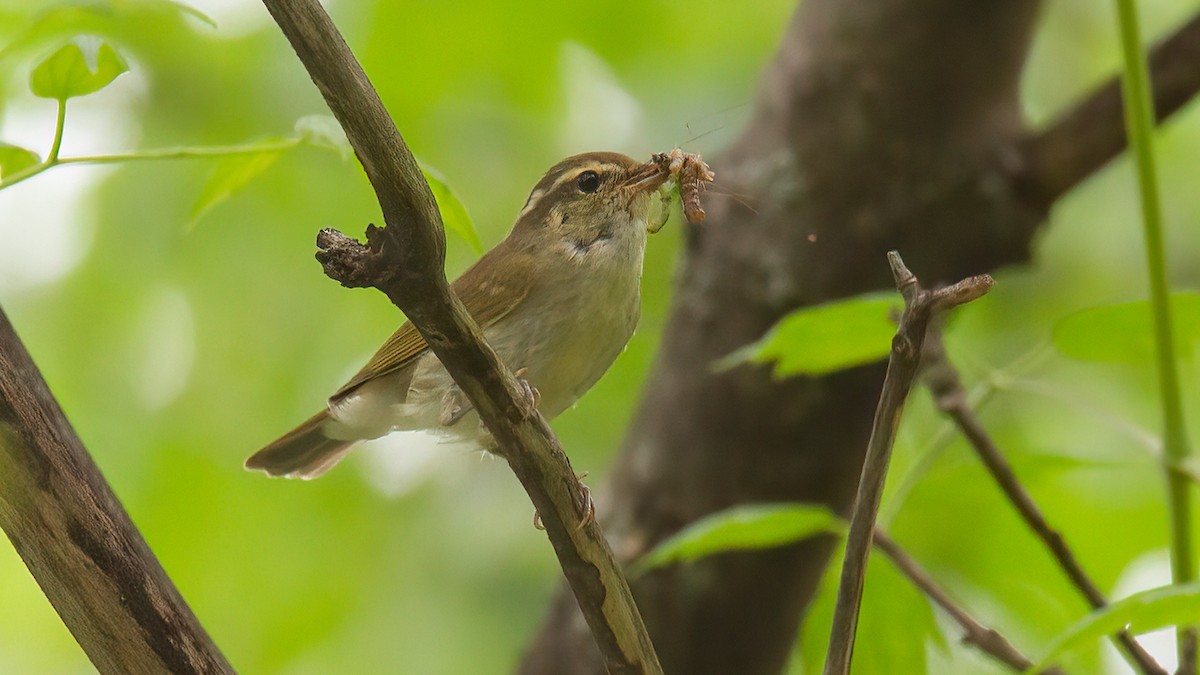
521 1 1047 673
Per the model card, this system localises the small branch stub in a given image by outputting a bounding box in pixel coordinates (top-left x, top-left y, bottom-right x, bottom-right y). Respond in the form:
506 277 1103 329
316 225 389 288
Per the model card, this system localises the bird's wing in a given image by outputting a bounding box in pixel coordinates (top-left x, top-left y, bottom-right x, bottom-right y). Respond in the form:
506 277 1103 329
329 245 536 402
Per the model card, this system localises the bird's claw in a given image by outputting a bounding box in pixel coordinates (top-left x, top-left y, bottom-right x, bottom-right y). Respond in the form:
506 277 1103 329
513 367 540 418
533 471 595 531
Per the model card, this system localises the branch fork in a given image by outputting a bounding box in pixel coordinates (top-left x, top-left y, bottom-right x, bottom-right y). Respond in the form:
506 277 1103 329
824 251 993 675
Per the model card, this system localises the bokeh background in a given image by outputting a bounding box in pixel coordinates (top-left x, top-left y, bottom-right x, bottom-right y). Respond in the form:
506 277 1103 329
1 0 1199 672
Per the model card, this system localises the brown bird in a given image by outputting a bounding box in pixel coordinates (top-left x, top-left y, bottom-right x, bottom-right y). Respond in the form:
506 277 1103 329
246 151 686 479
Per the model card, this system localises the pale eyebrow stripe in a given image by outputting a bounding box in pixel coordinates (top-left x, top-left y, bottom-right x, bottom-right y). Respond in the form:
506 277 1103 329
519 188 545 217
521 161 624 218
547 162 623 192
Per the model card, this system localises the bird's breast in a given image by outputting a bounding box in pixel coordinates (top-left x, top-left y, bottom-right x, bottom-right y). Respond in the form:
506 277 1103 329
492 236 644 419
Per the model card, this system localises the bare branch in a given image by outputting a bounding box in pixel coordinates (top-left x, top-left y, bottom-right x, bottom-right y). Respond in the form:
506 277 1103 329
0 308 233 674
823 252 993 675
256 1 661 672
872 531 1061 674
1018 12 1200 204
921 329 1167 674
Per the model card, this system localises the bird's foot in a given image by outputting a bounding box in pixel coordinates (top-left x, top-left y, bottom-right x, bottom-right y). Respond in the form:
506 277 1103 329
533 471 595 532
513 367 540 418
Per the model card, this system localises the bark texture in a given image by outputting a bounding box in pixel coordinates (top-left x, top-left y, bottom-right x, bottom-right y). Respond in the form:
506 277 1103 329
0 308 232 674
521 1 1068 673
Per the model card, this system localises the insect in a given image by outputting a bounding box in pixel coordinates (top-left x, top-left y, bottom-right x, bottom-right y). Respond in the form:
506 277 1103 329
646 148 715 231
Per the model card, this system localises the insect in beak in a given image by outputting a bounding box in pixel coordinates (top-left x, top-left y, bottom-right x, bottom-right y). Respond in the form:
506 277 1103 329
625 150 715 232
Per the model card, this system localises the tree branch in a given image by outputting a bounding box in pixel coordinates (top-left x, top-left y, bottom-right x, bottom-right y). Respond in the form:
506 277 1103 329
921 329 1167 674
0 307 233 674
824 253 993 675
872 531 1061 674
256 2 661 673
1017 11 1200 204
523 3 1200 672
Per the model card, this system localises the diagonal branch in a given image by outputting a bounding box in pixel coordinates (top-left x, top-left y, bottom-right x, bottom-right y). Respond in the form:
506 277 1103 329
256 2 661 673
920 329 1167 674
872 531 1063 675
1017 12 1200 205
0 308 234 674
823 252 993 675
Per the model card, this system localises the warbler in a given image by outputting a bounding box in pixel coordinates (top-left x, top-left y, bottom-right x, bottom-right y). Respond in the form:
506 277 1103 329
246 151 703 478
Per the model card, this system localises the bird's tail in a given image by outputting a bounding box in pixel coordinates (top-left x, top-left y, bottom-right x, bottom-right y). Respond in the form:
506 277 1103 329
245 410 358 479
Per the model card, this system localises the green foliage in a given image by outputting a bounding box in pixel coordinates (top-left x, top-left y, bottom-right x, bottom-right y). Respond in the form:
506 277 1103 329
294 114 352 159
1027 582 1200 673
1112 0 1196 661
635 503 843 572
30 40 127 100
1053 292 1200 363
161 0 217 29
0 142 39 178
717 291 899 377
421 164 483 254
292 115 483 251
2 0 1199 672
190 150 283 226
0 2 795 671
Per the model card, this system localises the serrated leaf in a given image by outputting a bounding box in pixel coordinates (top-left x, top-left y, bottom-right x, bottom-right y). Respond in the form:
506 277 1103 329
0 143 41 180
1053 292 1200 364
190 152 280 227
30 40 128 100
1026 582 1200 673
635 503 844 573
716 292 899 377
421 164 482 254
294 114 351 159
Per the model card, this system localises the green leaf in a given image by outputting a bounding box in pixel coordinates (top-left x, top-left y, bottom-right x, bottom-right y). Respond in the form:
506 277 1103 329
190 152 281 227
294 115 351 159
1053 292 1200 363
162 0 218 29
634 503 844 572
288 122 481 253
421 164 483 254
715 292 899 377
30 40 128 100
0 143 41 179
1026 582 1200 673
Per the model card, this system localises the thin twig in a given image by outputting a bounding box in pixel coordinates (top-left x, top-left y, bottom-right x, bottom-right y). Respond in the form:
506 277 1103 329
872 531 1062 674
823 252 993 675
921 329 1167 675
256 2 661 673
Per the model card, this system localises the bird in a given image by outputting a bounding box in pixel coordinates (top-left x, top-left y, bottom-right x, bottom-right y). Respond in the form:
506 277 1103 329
245 151 684 479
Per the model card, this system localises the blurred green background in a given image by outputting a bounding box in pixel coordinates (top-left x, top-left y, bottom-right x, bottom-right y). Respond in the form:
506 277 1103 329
1 0 1199 673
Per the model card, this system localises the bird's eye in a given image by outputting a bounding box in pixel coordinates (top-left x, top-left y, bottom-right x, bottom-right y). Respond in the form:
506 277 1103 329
576 171 601 194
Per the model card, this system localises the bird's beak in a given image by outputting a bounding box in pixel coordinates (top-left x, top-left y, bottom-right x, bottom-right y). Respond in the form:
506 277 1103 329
621 161 671 194
624 158 681 233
